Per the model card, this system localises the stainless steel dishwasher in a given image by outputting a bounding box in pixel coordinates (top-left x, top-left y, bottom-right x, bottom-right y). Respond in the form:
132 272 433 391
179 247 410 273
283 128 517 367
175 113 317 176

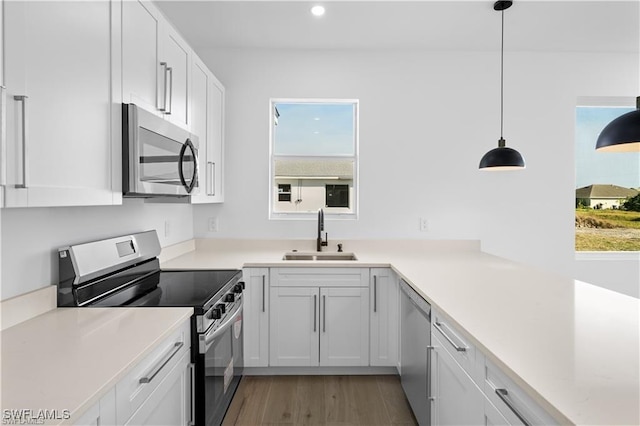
400 279 431 426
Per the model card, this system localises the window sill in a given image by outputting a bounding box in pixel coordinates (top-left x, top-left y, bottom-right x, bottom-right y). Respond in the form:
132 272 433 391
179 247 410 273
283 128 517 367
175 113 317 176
270 212 358 221
575 251 640 261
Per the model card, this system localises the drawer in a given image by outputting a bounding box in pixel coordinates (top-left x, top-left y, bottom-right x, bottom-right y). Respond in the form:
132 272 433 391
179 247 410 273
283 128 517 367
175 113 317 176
116 320 191 424
270 268 369 287
432 310 484 385
484 358 558 426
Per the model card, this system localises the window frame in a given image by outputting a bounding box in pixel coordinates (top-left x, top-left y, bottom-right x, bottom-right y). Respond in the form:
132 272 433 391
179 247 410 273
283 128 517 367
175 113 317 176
268 98 360 220
574 96 639 259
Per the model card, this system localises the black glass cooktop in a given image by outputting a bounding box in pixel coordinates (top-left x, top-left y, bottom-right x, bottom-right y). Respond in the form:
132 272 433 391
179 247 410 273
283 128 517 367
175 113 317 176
78 260 241 313
154 270 241 308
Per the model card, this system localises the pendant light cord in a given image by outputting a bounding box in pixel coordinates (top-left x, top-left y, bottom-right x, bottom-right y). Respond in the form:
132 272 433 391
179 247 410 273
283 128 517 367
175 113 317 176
500 8 505 141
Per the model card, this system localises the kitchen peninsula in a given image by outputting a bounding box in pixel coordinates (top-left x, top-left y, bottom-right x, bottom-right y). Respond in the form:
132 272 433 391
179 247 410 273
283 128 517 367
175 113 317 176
161 238 640 426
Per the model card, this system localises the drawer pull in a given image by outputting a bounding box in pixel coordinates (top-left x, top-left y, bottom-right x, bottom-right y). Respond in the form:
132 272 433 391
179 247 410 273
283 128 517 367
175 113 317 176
139 341 184 384
495 388 532 426
433 321 467 352
373 275 377 312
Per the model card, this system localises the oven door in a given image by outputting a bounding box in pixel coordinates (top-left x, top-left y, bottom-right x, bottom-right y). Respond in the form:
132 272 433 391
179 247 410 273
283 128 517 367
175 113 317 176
123 103 199 197
196 302 243 426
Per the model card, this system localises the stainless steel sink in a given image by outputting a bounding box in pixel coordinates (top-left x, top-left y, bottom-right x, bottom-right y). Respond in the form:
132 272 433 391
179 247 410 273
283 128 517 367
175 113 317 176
282 252 358 261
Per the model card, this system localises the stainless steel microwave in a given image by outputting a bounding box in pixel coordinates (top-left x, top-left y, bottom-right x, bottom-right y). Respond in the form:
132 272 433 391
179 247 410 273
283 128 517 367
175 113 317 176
122 103 199 197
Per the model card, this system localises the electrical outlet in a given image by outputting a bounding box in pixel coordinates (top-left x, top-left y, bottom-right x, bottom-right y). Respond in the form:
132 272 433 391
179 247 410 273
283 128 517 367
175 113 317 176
420 217 429 232
208 217 218 232
164 220 171 237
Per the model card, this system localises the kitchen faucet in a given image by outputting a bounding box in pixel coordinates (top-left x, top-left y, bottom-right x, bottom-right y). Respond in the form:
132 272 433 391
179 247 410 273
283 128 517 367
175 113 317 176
317 208 328 252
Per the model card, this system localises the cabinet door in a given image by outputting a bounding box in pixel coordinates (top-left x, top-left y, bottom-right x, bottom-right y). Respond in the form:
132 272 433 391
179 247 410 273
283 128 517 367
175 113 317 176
243 268 269 367
484 396 511 426
189 55 210 204
370 268 399 367
3 0 117 207
320 287 370 367
124 352 192 426
431 333 484 425
190 54 224 204
160 23 190 130
72 388 116 426
208 76 225 202
269 286 319 367
122 0 162 115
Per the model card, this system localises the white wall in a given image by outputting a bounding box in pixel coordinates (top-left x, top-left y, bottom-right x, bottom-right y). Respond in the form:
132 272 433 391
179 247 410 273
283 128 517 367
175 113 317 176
0 199 194 300
193 48 639 293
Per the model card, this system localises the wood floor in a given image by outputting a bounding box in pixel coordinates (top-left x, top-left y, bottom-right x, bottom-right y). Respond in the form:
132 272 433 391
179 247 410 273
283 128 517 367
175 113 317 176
222 375 418 426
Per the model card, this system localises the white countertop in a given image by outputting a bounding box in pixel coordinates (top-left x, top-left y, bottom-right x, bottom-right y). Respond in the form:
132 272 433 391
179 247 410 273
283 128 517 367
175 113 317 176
162 238 640 426
1 307 193 424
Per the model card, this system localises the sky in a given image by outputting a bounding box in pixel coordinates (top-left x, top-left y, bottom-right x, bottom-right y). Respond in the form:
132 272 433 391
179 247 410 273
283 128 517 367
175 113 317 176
273 102 355 156
575 107 640 189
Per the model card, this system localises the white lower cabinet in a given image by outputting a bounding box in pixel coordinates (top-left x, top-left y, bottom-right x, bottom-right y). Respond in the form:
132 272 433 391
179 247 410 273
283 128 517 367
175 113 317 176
370 268 399 367
243 268 269 367
484 396 510 426
73 319 192 426
123 351 191 426
268 268 370 367
72 389 116 426
431 332 484 425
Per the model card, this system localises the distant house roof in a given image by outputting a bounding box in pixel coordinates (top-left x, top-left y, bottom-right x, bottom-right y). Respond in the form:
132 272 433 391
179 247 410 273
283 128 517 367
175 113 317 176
275 160 353 179
575 184 639 199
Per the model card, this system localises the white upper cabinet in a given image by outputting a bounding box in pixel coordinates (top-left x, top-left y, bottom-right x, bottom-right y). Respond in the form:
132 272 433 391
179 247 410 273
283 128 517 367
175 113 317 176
190 54 225 204
2 0 120 208
160 24 190 130
122 0 190 130
122 0 162 116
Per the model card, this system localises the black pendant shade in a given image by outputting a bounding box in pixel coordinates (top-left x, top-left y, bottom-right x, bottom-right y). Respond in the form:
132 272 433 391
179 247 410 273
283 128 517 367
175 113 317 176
595 97 640 152
479 138 526 170
479 0 526 171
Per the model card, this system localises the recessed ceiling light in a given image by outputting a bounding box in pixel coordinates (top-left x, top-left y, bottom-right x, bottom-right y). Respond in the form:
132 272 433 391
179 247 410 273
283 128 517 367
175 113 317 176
311 5 325 17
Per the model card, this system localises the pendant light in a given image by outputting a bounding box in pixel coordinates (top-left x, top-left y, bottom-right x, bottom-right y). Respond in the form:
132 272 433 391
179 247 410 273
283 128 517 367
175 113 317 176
479 0 526 170
595 96 640 152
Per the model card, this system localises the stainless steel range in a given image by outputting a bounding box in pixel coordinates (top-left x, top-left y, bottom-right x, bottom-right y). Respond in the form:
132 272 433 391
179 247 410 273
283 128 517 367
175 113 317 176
57 230 243 426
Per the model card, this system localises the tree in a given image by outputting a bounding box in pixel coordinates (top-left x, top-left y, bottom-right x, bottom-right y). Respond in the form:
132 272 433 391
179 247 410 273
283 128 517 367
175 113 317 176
622 194 640 212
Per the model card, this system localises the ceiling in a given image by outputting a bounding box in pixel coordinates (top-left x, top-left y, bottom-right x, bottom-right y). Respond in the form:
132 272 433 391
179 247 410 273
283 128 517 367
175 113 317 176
155 1 640 53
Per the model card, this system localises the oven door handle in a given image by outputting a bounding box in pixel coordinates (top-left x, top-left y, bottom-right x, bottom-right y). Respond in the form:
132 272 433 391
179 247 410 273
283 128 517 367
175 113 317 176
199 301 242 354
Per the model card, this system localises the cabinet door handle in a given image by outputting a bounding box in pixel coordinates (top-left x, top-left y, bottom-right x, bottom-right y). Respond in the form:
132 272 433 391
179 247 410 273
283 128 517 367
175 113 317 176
262 275 266 313
166 66 173 115
427 346 435 401
373 275 377 313
188 363 195 425
0 87 6 187
13 95 29 189
207 161 215 196
159 62 168 112
211 162 216 196
322 295 326 333
139 341 184 384
313 294 317 332
433 321 467 352
495 388 532 426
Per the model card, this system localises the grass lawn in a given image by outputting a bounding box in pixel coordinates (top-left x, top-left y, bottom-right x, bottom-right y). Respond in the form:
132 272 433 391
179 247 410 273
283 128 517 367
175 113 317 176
575 209 640 251
575 209 640 229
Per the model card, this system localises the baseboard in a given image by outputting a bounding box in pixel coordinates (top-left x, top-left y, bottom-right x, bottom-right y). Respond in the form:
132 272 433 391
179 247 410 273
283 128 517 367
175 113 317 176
243 366 398 376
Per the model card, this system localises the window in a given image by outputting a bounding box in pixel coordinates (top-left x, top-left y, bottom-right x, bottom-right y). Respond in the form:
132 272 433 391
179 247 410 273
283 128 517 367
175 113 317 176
278 184 291 202
575 101 640 252
326 184 349 208
270 99 358 218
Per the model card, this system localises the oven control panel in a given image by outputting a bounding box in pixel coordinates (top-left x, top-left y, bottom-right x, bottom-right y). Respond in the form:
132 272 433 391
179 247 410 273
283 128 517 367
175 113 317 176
198 277 244 333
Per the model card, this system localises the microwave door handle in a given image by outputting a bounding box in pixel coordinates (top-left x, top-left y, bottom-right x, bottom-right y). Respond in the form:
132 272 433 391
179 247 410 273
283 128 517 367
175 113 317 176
178 139 198 194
